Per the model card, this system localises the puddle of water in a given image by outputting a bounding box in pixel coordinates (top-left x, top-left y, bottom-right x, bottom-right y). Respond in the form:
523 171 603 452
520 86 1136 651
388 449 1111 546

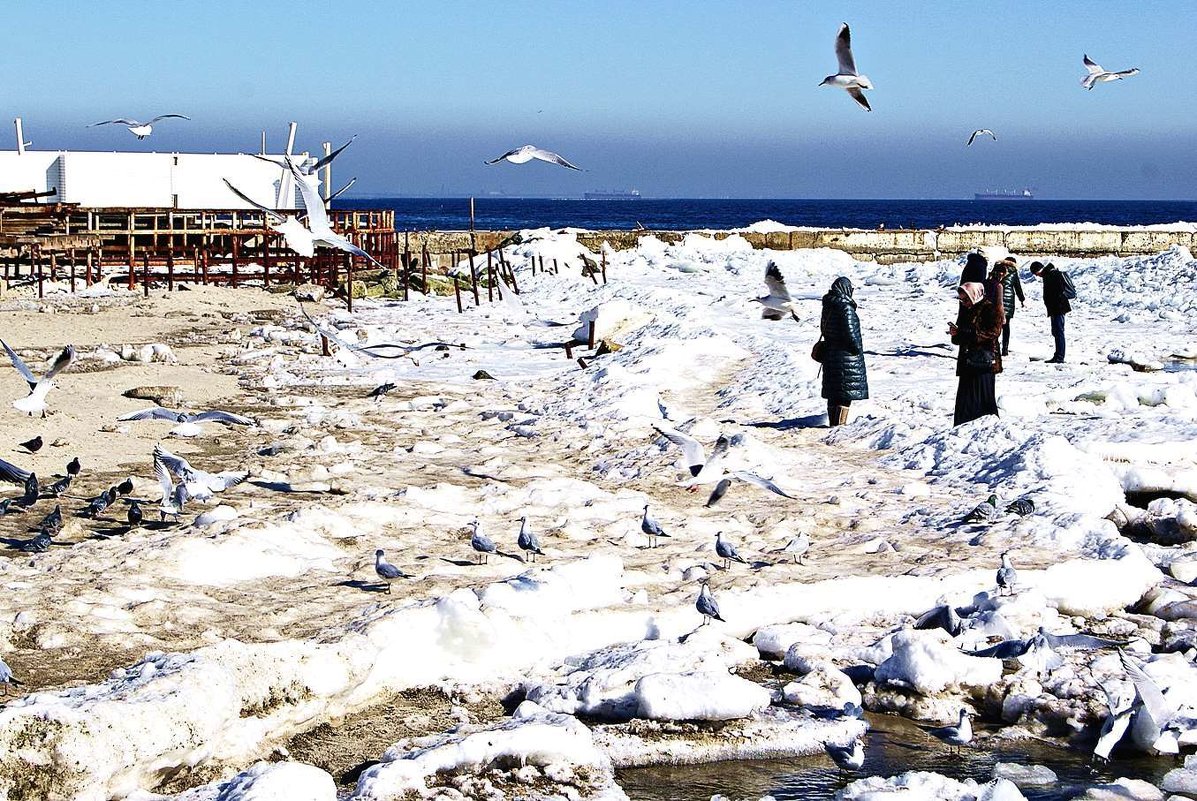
1163 360 1197 373
616 713 1175 801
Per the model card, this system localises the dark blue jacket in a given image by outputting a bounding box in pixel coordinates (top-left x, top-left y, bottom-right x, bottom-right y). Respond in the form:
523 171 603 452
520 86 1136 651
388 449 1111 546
820 277 869 402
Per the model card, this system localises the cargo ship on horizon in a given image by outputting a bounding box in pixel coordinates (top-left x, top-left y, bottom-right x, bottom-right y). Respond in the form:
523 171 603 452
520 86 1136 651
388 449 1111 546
974 189 1035 201
583 189 641 201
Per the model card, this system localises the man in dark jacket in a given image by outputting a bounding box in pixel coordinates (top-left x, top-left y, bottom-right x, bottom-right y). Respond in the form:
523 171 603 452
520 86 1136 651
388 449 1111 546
819 277 868 426
1029 261 1072 363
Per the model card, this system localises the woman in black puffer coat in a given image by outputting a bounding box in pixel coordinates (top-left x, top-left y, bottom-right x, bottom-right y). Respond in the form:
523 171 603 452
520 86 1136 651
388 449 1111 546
819 276 868 426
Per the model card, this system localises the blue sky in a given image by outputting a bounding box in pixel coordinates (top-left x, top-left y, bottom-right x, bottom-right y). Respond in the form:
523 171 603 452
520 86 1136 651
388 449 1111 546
2 1 1193 199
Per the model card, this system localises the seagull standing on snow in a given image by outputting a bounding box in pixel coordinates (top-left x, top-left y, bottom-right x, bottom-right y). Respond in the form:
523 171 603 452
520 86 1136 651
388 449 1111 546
3 341 75 417
696 582 724 625
470 519 497 564
772 532 811 564
374 549 405 593
996 551 1018 595
820 23 873 111
714 532 748 569
966 129 997 146
754 262 800 321
88 114 190 139
1081 55 1140 90
517 516 544 562
640 504 671 548
485 145 582 171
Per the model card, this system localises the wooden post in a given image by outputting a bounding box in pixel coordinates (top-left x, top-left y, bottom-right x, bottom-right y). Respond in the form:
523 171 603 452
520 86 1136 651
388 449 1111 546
587 320 596 350
263 233 273 288
503 251 519 294
201 245 210 285
468 252 480 306
601 251 607 284
422 246 429 293
530 255 536 276
321 334 330 356
35 246 44 299
402 249 410 301
454 275 463 313
49 252 58 282
143 253 150 297
486 250 494 303
127 235 136 291
166 242 175 291
344 252 354 313
231 235 240 286
69 252 76 292
85 248 94 286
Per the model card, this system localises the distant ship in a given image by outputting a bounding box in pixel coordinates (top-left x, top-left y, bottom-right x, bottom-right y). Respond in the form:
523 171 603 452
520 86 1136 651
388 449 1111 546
974 189 1034 201
583 189 641 201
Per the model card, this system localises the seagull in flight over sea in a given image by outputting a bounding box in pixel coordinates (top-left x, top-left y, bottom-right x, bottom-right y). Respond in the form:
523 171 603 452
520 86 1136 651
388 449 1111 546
88 114 190 139
966 129 997 146
2 340 75 417
485 145 582 171
820 23 873 111
754 261 800 321
1081 55 1140 90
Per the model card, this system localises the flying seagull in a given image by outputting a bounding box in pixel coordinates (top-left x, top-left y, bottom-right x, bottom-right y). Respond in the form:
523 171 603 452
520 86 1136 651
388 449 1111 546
654 428 794 502
1093 681 1135 762
1081 55 1140 90
2 341 75 417
0 456 31 486
119 407 255 439
485 145 582 171
153 444 248 501
966 129 997 146
152 454 188 522
754 261 800 321
223 179 316 257
1119 649 1182 754
88 114 190 139
286 159 387 269
374 549 405 592
820 23 873 111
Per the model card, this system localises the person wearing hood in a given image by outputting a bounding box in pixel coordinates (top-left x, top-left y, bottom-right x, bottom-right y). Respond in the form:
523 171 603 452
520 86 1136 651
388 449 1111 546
959 252 988 286
949 282 1004 426
1029 261 1073 363
991 257 1025 356
817 276 868 426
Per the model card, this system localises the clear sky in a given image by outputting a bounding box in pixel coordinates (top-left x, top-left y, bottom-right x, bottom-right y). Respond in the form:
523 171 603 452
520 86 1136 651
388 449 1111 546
2 1 1193 199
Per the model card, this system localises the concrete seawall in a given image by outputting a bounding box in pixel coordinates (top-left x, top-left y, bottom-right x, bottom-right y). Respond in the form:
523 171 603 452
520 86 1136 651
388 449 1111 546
399 227 1195 263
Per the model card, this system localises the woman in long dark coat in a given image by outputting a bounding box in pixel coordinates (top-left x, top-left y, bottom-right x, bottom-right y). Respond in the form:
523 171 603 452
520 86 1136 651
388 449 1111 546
819 277 868 426
949 282 1004 426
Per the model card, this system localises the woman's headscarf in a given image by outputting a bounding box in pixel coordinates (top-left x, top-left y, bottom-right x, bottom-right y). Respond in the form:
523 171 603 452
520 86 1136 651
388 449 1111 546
827 276 856 307
959 282 986 306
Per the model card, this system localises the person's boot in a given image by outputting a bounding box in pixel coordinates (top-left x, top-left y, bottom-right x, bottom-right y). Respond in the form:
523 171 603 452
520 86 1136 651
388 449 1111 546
827 403 839 427
835 405 851 426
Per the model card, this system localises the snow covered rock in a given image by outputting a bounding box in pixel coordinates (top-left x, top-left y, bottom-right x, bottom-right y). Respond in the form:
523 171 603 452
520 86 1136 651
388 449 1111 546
838 771 1026 800
753 622 832 660
782 664 862 711
573 300 653 344
992 762 1057 788
350 703 624 801
177 762 336 801
873 630 1002 696
635 671 770 721
1073 777 1165 800
524 634 758 720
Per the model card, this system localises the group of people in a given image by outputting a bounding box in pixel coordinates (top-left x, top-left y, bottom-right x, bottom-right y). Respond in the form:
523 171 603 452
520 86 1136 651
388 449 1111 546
811 253 1075 428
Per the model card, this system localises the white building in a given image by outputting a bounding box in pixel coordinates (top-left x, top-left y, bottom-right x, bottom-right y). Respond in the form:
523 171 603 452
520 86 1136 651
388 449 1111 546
0 149 310 209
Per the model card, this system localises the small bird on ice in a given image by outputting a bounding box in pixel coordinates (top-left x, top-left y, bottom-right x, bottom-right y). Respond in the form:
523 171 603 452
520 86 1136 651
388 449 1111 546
374 549 405 592
640 504 671 548
484 145 582 171
996 551 1018 595
966 129 997 146
824 738 864 773
927 709 972 752
127 500 144 528
820 23 873 111
517 516 544 562
755 261 800 321
963 494 999 523
18 435 43 453
772 532 811 564
1005 497 1035 516
696 581 724 625
2 340 75 417
470 519 497 564
88 114 190 139
1081 55 1140 90
714 531 748 569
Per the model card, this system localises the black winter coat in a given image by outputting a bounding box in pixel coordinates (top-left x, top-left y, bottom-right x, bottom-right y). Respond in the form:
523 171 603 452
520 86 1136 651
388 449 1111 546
1001 270 1025 319
1040 266 1072 316
820 278 869 402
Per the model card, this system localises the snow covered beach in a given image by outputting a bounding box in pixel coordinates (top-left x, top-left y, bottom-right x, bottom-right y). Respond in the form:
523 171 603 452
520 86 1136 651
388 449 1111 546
1 230 1196 800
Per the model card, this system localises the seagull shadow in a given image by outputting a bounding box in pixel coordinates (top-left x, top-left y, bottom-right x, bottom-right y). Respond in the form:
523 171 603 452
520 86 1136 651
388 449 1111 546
741 413 827 431
440 557 478 567
864 347 955 360
334 579 393 593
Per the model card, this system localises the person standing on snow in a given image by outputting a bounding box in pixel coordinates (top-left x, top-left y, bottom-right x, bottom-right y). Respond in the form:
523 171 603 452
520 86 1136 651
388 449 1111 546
1029 261 1074 363
990 257 1025 356
817 277 868 427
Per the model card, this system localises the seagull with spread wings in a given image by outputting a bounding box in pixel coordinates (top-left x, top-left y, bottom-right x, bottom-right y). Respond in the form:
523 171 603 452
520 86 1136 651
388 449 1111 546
819 23 873 111
967 129 997 146
1081 55 1140 90
755 261 800 321
88 114 190 139
485 145 582 171
2 340 74 417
